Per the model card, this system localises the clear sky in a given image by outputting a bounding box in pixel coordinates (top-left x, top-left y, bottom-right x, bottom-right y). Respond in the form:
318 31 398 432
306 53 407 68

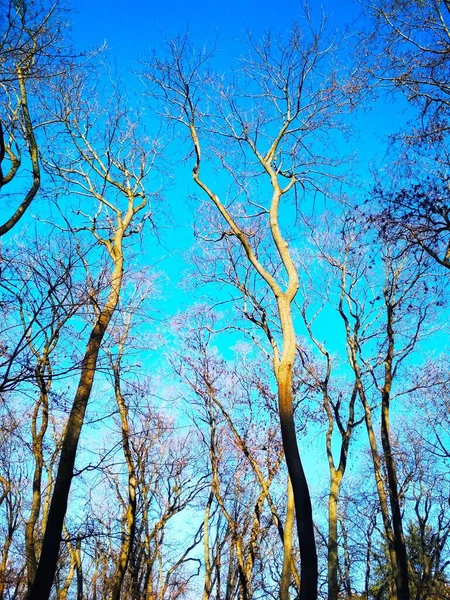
71 0 363 61
68 0 406 180
66 0 408 315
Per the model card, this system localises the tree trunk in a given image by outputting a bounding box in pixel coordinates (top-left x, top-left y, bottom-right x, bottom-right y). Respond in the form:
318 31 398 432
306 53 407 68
380 299 410 600
280 477 295 600
27 252 124 600
328 471 343 600
110 364 137 600
359 386 400 588
25 359 50 588
277 299 317 600
381 389 410 600
0 530 12 600
203 491 214 600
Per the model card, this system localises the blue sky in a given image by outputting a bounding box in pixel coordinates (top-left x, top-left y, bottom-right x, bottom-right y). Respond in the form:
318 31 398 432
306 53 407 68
68 0 408 184
2 5 449 591
56 0 416 370
71 0 363 60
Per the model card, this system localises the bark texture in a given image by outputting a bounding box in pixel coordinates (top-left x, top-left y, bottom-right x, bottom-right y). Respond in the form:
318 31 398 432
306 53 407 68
27 243 124 600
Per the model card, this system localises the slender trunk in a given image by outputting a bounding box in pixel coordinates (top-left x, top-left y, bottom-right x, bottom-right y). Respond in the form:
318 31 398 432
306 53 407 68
341 513 352 600
203 491 214 600
280 477 295 600
244 486 267 595
214 523 222 600
328 471 343 600
225 535 237 600
110 365 137 600
57 555 75 600
74 540 83 600
91 557 100 600
0 493 19 600
380 391 409 600
277 299 317 600
0 531 12 600
344 321 399 589
381 301 409 600
27 250 124 600
208 406 250 599
360 385 398 565
364 522 374 600
25 359 50 587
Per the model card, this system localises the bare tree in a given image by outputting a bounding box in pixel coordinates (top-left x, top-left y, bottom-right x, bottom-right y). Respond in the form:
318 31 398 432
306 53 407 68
26 69 155 599
172 311 296 599
364 0 450 270
0 0 71 236
112 393 202 600
299 255 364 600
0 407 26 600
367 0 450 136
144 16 350 597
331 223 441 600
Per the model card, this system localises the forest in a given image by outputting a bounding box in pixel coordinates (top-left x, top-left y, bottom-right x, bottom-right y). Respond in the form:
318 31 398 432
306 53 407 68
0 0 449 599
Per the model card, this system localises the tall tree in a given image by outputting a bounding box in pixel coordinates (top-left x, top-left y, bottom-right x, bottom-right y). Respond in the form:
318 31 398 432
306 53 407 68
0 0 70 236
172 309 298 599
144 17 349 597
27 70 154 599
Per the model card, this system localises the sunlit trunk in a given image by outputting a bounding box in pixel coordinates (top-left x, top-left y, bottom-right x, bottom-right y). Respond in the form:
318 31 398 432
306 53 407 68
25 359 50 588
277 299 317 600
280 477 295 600
328 471 343 600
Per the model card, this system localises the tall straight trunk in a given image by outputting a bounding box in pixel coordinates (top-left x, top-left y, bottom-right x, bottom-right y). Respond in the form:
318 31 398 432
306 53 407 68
57 548 75 600
358 383 399 582
277 299 317 600
74 540 83 600
328 471 343 600
345 323 400 591
27 249 124 600
280 477 295 600
364 518 375 600
341 515 352 600
25 401 47 585
381 390 410 600
380 302 410 600
324 383 356 600
203 491 214 600
25 358 50 588
339 285 405 599
110 364 137 600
